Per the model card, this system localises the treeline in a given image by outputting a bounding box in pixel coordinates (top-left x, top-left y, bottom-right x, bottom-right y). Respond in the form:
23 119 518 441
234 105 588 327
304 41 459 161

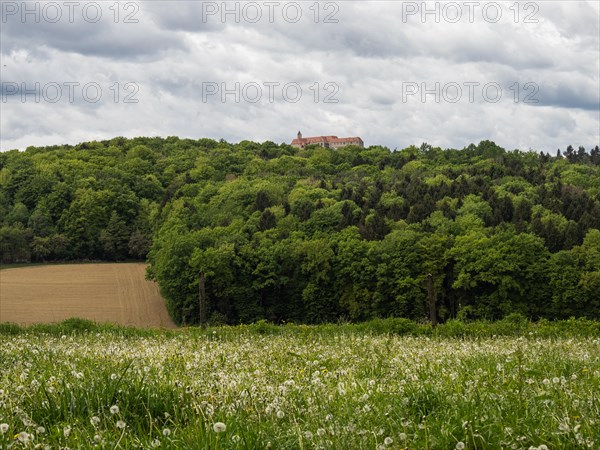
1 138 599 324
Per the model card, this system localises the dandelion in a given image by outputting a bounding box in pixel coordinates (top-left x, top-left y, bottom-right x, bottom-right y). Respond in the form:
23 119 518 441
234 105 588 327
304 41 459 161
538 445 548 450
304 431 313 439
90 416 100 426
94 435 102 443
456 442 465 450
116 420 126 429
36 426 45 434
162 428 171 437
17 431 30 443
552 377 560 384
317 428 326 437
151 439 161 448
63 426 71 438
213 422 226 433
110 405 119 414
384 437 393 445
399 432 407 441
0 423 9 434
276 410 285 419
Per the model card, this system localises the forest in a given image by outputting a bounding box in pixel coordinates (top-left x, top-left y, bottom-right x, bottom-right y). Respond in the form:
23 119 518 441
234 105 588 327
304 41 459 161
1 137 599 325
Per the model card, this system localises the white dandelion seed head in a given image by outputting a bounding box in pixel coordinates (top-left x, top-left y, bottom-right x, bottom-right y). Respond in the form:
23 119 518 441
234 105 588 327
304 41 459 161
110 405 119 415
304 431 313 439
17 431 30 442
116 420 126 429
276 410 285 419
0 423 9 434
151 438 161 448
63 426 71 438
162 428 171 436
317 428 326 437
213 422 226 433
36 426 45 434
94 434 102 443
456 442 465 450
399 432 407 440
90 416 100 426
384 437 393 445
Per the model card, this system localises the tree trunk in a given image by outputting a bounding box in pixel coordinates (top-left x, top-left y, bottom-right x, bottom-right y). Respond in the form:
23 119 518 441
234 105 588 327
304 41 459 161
199 271 207 329
426 273 438 327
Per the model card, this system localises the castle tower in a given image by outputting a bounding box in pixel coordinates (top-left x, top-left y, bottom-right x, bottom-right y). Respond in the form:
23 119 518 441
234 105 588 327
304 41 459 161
297 131 302 140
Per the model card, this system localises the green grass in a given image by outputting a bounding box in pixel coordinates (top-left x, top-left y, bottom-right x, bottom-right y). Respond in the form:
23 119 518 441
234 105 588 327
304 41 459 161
1 319 599 449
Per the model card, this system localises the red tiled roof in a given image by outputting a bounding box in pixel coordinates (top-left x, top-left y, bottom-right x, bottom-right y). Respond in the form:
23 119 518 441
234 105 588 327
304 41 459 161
291 135 363 145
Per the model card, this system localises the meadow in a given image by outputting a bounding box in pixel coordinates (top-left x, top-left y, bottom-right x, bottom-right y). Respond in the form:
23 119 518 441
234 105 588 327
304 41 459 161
1 319 599 449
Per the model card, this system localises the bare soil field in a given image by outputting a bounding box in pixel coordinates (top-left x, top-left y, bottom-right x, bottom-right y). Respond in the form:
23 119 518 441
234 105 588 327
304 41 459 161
0 263 176 328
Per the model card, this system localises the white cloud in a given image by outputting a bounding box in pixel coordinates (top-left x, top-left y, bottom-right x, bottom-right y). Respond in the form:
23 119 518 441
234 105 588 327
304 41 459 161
1 0 598 152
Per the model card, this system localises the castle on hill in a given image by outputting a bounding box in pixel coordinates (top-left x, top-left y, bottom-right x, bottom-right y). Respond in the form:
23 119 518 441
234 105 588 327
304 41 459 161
291 131 364 149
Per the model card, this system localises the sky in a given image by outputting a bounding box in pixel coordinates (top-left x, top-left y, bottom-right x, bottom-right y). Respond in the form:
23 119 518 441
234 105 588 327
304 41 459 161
1 0 599 152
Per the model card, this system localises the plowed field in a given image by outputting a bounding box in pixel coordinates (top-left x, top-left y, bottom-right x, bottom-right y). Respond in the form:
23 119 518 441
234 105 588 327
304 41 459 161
0 263 176 328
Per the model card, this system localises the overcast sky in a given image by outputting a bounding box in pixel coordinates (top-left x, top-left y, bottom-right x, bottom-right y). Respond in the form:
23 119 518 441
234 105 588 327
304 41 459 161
1 0 599 152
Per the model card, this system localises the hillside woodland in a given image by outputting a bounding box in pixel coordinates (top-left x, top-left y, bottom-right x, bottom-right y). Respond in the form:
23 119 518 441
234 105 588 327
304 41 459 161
1 138 599 324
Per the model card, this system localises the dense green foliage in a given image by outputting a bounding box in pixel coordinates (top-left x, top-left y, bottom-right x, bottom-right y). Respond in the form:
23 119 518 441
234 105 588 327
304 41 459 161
1 138 599 324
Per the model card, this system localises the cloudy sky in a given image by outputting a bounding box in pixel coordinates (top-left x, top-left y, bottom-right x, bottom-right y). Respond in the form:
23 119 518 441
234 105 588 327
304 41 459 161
1 0 599 152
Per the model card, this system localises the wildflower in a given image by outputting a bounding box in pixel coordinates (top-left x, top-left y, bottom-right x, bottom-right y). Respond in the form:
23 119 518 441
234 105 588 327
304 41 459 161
94 435 102 443
552 377 560 384
538 445 548 450
162 428 171 437
213 422 226 433
384 437 393 445
0 423 9 434
17 431 30 443
151 439 161 448
36 426 45 434
317 428 326 437
63 426 71 438
116 420 126 429
456 442 465 450
110 405 119 414
276 410 285 419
